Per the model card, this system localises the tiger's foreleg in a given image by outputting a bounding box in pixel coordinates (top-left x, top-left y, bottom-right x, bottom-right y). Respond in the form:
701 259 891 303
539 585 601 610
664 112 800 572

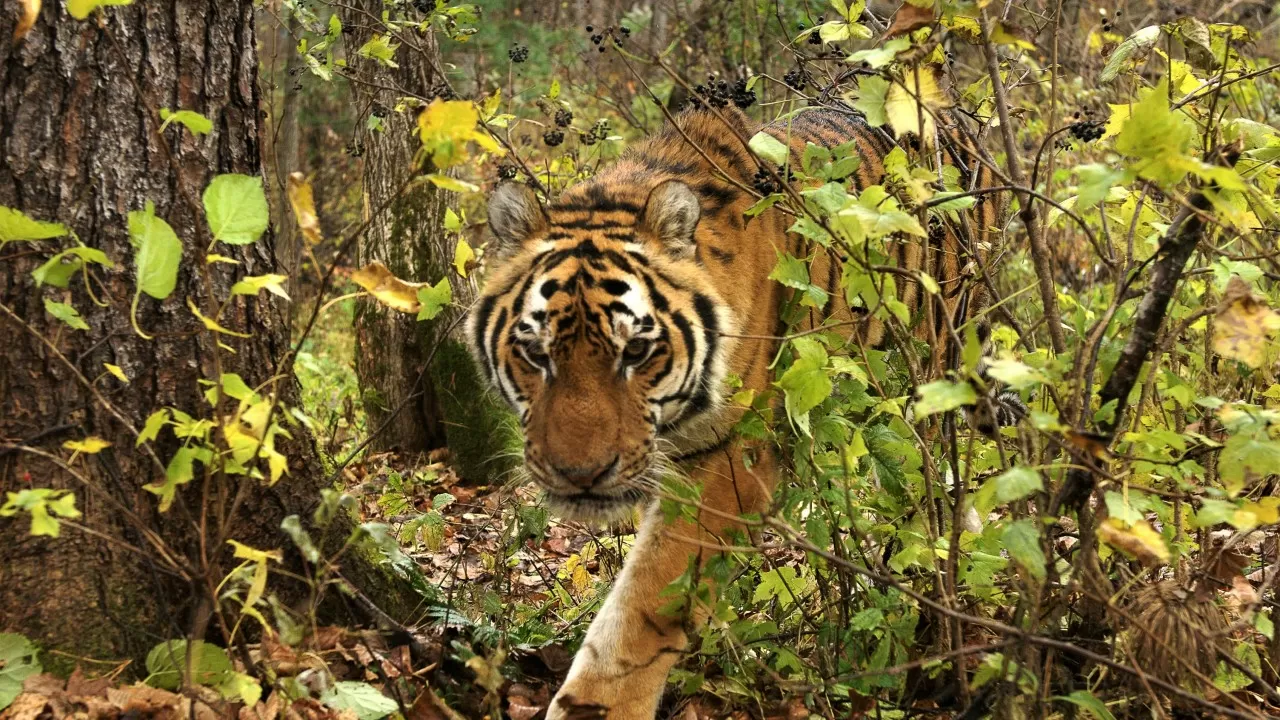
548 442 775 720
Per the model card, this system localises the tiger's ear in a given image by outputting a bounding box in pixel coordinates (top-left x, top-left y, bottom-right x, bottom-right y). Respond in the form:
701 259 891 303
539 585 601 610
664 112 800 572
488 183 548 248
642 180 701 260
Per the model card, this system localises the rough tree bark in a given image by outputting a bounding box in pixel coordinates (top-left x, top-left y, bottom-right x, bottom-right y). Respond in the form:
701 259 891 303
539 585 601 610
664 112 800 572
0 0 419 668
338 4 516 482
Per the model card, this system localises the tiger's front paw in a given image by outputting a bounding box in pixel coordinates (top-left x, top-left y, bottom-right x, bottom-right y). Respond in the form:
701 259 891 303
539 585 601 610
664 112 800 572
545 676 661 720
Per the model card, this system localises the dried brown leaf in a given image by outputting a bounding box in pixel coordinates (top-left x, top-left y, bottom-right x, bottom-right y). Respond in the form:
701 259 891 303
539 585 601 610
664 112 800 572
883 2 933 39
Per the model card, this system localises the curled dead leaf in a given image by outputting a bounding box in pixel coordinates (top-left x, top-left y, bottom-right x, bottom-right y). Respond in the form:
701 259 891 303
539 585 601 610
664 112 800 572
882 1 933 39
1097 517 1170 566
287 172 323 245
350 261 428 314
14 0 40 42
1214 276 1280 369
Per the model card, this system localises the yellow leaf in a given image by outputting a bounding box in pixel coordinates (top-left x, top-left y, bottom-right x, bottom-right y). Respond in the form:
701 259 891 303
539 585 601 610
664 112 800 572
1097 518 1170 566
63 436 111 454
228 539 282 564
453 239 475 278
104 363 129 384
1214 276 1280 369
417 99 502 169
885 66 952 143
206 254 240 265
286 172 323 245
426 173 479 194
14 0 39 42
991 22 1035 50
350 261 428 314
187 298 252 338
1103 102 1130 139
231 274 290 300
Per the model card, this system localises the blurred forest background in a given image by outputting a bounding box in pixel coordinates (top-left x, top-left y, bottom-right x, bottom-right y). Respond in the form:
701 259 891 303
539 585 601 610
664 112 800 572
2 0 1280 718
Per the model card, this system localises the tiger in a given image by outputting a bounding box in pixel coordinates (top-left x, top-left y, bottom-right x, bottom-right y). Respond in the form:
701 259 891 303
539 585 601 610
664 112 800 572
466 102 1017 720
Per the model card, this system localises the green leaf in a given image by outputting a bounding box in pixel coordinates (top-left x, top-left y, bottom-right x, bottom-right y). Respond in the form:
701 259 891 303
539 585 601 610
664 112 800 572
1075 164 1126 208
144 639 233 690
129 201 182 300
1219 433 1280 496
0 206 67 244
777 338 832 428
138 409 170 446
748 131 790 166
1002 519 1046 581
983 357 1046 390
912 380 977 418
158 108 212 136
976 467 1043 513
32 246 112 288
357 35 399 67
0 633 41 711
1115 80 1197 186
1053 691 1117 720
65 0 133 20
44 298 89 330
416 278 452 321
281 515 320 563
146 446 198 512
851 76 890 127
216 671 262 706
1100 25 1161 83
203 174 269 245
846 36 910 68
320 681 399 720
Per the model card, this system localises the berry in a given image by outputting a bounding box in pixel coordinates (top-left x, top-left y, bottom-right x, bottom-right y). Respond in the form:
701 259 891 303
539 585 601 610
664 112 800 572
543 129 565 147
753 165 788 195
554 108 573 127
730 78 756 109
808 31 822 45
586 25 593 32
783 67 807 91
1068 120 1105 142
497 164 518 180
620 26 631 36
508 44 529 63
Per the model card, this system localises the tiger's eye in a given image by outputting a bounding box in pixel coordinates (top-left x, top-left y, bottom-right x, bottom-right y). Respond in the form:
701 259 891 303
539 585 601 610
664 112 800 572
622 338 651 363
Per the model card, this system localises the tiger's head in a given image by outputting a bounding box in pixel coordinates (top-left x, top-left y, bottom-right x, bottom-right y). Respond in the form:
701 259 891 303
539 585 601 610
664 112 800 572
467 180 737 521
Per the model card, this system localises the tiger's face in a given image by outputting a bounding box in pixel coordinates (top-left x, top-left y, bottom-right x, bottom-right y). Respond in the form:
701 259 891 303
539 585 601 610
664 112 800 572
467 181 736 521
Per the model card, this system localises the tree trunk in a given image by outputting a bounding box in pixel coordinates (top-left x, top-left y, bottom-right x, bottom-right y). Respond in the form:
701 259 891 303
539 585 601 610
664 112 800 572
338 4 517 482
0 0 418 670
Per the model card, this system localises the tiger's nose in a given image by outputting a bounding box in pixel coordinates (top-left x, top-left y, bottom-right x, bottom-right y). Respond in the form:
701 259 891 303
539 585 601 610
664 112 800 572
555 456 619 489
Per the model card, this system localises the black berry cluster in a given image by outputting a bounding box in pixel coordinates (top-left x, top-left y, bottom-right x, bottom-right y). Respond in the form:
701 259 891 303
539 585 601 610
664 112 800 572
543 129 565 147
783 67 808 91
497 164 518 180
730 78 757 109
580 119 609 146
807 17 824 45
587 24 631 53
1069 120 1105 142
688 74 731 109
554 108 573 127
752 164 790 195
508 43 529 63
